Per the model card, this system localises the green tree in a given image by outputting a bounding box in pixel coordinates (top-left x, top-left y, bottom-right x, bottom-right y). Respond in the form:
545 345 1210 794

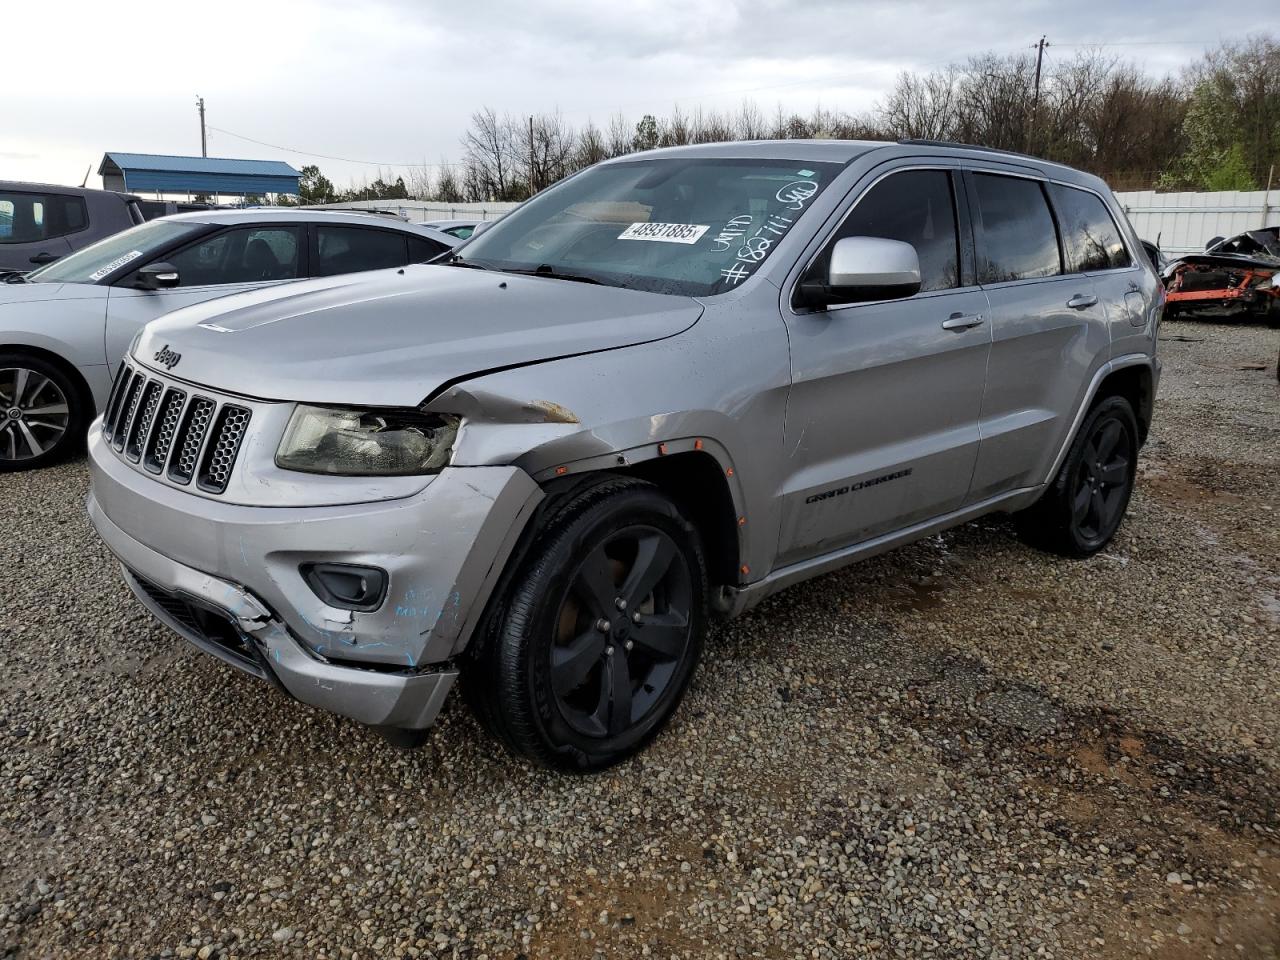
1160 37 1278 190
297 164 336 205
632 114 659 152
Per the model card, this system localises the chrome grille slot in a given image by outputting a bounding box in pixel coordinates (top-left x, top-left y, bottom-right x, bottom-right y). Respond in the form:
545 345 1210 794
167 396 216 485
104 361 262 496
112 372 145 452
197 405 251 493
102 365 133 440
125 381 163 462
143 388 186 474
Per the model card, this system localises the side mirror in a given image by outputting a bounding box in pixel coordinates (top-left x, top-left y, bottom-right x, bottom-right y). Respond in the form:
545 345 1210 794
134 262 180 290
799 236 921 309
1205 236 1224 251
472 220 494 236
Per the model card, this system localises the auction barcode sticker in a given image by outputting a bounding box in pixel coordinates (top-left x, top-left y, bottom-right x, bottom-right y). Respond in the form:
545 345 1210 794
618 222 710 244
88 250 144 281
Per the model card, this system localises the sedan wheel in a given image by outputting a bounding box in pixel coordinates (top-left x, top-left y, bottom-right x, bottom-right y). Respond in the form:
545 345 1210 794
0 365 72 465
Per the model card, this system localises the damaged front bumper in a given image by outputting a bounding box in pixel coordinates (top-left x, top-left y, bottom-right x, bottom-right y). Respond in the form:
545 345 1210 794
86 426 542 729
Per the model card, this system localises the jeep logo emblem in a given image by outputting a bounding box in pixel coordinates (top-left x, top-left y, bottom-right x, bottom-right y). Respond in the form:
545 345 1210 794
153 345 182 370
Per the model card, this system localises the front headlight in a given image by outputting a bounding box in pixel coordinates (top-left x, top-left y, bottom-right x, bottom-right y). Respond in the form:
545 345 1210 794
275 405 459 476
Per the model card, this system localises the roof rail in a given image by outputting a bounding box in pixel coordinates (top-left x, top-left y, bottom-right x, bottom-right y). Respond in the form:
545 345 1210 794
896 139 1045 163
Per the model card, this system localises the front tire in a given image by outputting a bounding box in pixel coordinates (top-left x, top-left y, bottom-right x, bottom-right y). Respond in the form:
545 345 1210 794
1015 395 1139 558
466 476 708 771
0 353 84 472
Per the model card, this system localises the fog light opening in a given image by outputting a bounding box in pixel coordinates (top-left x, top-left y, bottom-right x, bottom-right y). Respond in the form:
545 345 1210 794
302 563 388 612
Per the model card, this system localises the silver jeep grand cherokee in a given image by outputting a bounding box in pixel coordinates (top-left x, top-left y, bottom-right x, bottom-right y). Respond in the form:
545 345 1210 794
87 140 1161 770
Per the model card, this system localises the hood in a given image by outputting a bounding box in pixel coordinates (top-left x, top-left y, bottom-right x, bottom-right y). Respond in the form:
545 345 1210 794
0 280 106 305
134 264 703 407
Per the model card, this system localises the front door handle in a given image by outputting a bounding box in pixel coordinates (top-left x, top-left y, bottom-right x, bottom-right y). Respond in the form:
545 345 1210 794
1066 293 1098 309
941 312 985 331
28 252 58 265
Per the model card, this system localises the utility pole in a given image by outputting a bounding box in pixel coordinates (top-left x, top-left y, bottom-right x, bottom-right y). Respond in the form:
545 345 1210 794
1027 36 1048 154
197 96 207 157
528 116 536 198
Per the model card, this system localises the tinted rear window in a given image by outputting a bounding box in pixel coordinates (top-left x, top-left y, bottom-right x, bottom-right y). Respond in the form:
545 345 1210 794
313 226 407 276
973 174 1060 284
1050 184 1131 272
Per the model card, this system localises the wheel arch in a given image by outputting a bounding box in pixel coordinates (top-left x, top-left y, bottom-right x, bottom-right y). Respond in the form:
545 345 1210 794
0 342 97 417
529 439 749 603
1094 362 1154 445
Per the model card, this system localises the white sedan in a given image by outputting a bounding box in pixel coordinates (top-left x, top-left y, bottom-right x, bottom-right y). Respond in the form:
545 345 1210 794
0 209 456 470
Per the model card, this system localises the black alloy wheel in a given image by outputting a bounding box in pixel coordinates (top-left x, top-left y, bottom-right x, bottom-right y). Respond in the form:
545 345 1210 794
549 525 694 739
1015 395 1139 558
465 477 708 771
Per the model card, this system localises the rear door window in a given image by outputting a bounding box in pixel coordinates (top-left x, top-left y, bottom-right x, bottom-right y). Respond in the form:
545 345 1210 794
0 190 88 243
408 235 450 263
812 169 961 293
166 226 303 285
972 174 1061 283
312 226 408 276
1049 184 1131 272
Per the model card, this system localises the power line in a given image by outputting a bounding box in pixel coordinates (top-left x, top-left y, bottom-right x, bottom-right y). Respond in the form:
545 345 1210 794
206 125 461 168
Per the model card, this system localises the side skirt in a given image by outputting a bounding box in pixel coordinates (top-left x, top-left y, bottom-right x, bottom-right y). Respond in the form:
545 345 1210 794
719 484 1044 617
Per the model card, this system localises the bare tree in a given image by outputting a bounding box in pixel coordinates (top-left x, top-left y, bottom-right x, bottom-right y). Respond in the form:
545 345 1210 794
576 120 609 168
606 114 632 157
463 107 518 201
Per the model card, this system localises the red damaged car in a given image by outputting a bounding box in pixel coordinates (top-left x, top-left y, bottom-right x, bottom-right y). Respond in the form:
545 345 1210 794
1162 227 1280 327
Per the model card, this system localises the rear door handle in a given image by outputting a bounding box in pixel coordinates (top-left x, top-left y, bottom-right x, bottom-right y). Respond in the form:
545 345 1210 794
941 312 985 331
1066 293 1098 309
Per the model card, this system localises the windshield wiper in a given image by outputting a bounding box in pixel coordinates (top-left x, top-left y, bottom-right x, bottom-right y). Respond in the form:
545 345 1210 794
2 272 28 284
444 255 492 271
513 264 601 285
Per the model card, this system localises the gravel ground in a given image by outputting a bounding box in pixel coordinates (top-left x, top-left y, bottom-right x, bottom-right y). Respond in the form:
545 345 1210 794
2 319 1277 960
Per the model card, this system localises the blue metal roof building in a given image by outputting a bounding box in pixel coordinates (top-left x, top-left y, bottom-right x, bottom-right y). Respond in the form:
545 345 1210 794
99 153 300 197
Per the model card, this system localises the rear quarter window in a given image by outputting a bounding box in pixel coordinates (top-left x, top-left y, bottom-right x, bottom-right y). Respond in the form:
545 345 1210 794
1049 184 1131 272
972 174 1061 284
0 191 88 243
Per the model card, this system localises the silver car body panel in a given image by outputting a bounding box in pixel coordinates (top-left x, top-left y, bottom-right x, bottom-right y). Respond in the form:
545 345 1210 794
132 265 704 408
88 426 543 673
87 140 1160 732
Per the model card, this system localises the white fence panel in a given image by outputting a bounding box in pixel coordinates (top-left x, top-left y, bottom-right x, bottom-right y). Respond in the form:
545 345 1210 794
312 200 520 222
1114 189 1277 254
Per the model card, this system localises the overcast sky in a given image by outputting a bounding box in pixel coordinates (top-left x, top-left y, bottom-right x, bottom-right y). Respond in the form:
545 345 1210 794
6 0 1277 192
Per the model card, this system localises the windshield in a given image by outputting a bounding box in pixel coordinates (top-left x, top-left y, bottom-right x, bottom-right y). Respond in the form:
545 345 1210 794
27 220 204 284
457 157 843 296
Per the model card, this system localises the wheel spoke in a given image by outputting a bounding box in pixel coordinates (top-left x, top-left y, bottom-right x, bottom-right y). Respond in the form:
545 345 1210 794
620 533 675 608
11 369 30 407
575 546 618 617
1089 486 1106 528
1098 457 1128 486
16 420 44 456
605 653 633 736
1095 421 1122 461
0 423 15 460
551 629 606 696
631 611 688 661
22 402 67 417
1072 482 1092 522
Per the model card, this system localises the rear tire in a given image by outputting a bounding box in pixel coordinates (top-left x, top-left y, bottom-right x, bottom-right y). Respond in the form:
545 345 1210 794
0 352 85 472
1015 395 1139 558
465 476 707 771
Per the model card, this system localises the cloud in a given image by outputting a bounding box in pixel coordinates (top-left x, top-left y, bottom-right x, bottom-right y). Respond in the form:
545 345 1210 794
6 0 1277 189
